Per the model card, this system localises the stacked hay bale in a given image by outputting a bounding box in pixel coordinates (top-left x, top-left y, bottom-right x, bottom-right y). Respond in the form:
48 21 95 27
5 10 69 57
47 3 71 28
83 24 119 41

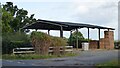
89 31 114 49
89 40 99 49
104 31 114 49
100 38 105 49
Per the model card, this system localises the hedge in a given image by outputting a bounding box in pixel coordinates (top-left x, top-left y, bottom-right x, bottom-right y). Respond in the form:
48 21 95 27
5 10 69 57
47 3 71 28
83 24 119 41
2 32 30 54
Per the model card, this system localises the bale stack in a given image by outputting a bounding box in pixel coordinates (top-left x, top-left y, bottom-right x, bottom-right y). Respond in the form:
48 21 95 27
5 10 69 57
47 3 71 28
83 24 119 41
104 31 114 49
99 38 105 49
89 40 99 49
89 31 114 49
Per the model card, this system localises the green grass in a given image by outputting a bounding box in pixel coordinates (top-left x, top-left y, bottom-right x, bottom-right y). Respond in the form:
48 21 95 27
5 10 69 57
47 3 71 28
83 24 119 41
2 53 77 60
96 60 120 68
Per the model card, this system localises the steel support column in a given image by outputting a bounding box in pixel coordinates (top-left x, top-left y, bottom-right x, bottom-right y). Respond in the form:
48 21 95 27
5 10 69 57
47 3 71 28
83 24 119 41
76 29 78 49
60 26 63 38
98 29 100 49
35 29 38 31
108 29 110 31
88 28 90 40
70 30 72 45
48 30 50 35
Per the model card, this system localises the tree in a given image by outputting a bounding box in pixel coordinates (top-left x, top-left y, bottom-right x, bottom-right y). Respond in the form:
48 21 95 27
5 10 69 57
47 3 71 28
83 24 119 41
3 2 18 16
69 31 85 43
68 31 89 48
2 2 37 54
0 3 2 53
2 8 13 33
0 3 2 32
2 2 36 32
0 3 2 25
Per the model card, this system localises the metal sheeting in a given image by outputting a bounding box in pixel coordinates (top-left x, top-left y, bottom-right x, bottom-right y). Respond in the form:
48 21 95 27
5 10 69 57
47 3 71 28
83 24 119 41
22 19 115 31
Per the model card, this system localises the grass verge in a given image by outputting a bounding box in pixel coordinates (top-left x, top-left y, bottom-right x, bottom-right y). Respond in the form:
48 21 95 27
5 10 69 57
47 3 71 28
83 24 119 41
96 59 120 68
2 53 77 60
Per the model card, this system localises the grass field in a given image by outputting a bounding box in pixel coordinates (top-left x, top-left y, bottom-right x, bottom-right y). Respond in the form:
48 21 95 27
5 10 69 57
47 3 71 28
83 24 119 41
2 53 77 60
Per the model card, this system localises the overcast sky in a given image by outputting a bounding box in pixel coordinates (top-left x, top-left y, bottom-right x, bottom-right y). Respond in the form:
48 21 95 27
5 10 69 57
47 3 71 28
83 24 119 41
2 0 119 40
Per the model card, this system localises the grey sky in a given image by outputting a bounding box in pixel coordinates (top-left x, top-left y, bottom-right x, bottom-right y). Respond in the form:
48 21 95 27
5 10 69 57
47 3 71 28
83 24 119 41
2 0 119 40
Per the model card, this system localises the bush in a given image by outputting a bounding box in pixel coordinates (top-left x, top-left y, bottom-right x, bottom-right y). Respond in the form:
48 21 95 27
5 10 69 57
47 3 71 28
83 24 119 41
51 36 67 55
51 36 67 46
31 31 52 55
31 31 68 55
2 32 30 54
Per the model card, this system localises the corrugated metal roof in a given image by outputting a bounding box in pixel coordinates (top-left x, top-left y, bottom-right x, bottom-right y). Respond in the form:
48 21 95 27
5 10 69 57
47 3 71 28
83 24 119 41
23 19 115 31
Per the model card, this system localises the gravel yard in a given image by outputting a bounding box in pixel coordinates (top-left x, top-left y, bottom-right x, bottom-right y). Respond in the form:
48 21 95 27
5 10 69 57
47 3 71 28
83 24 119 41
2 50 119 66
